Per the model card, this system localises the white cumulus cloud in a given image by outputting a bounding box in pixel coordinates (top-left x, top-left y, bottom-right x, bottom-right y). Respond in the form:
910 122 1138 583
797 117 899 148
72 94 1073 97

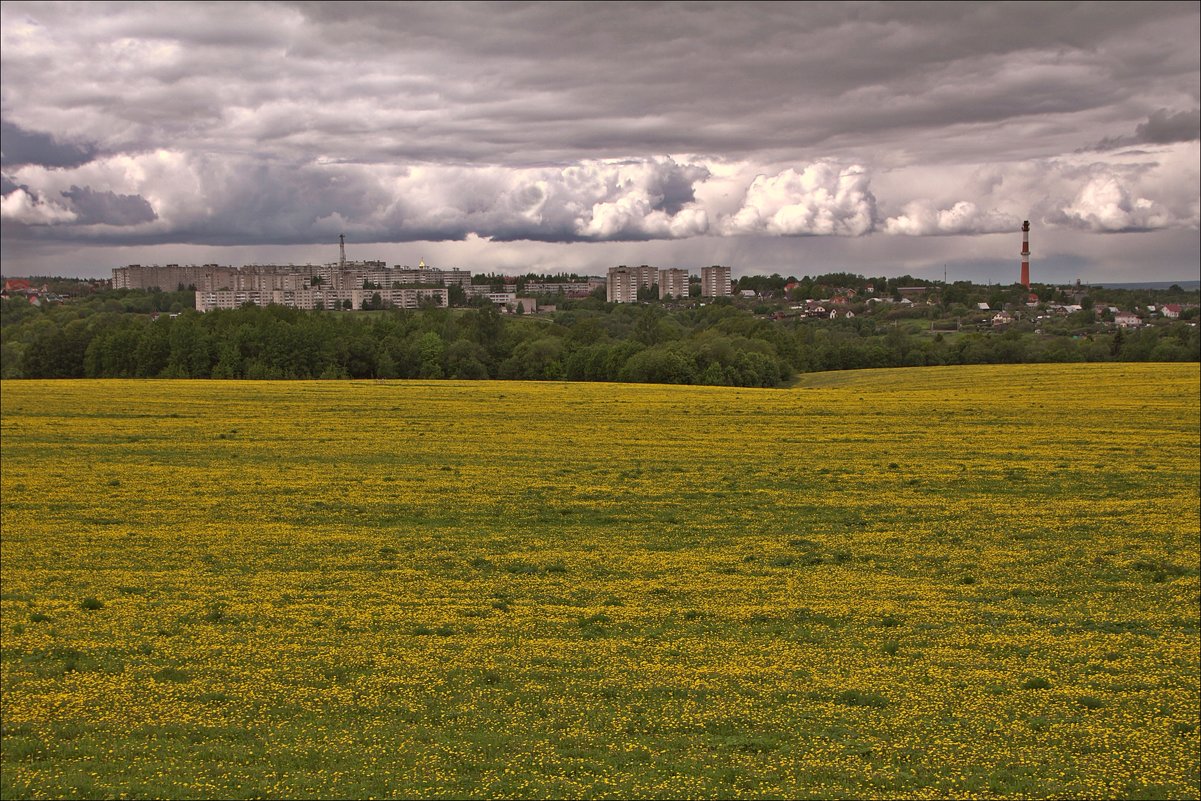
1057 175 1172 232
722 162 877 236
2 153 714 244
0 187 77 224
884 200 1017 236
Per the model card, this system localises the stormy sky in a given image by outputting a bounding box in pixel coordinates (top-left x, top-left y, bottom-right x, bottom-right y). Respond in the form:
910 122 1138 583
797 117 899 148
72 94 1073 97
2 1 1198 283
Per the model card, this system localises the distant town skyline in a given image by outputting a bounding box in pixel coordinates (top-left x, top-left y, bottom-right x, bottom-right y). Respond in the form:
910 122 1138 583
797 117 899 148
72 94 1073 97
2 2 1198 283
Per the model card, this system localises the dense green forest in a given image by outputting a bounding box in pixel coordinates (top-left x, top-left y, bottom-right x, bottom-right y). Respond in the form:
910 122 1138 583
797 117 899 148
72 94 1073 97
2 285 1197 385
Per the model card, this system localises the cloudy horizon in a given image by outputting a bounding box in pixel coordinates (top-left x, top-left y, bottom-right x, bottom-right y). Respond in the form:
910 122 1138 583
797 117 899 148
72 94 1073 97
2 1 1198 282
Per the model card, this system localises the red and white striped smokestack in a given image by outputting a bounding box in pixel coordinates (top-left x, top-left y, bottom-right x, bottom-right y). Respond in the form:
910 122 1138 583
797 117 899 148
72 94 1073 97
1020 220 1030 289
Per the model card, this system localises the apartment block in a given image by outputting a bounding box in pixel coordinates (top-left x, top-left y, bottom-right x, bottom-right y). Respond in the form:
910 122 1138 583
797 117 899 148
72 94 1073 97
381 264 472 287
195 286 447 312
659 268 689 300
607 266 639 303
112 264 216 291
607 265 658 303
633 264 657 288
701 265 732 298
523 282 596 297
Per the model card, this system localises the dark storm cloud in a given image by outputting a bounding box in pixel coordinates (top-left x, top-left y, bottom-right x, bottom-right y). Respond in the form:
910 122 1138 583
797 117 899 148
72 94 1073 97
1090 108 1201 151
0 120 97 168
60 186 157 226
0 0 1197 274
644 161 710 216
1136 108 1201 144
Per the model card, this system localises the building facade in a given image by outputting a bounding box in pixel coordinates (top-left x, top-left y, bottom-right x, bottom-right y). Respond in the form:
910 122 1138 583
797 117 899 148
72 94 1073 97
632 264 657 289
195 286 447 312
658 268 689 300
607 266 639 303
523 281 597 297
112 260 465 312
607 265 659 303
701 265 732 298
112 264 216 291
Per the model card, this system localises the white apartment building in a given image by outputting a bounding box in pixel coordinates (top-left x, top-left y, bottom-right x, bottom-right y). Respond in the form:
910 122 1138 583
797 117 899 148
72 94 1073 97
701 265 732 298
196 286 448 312
523 282 596 297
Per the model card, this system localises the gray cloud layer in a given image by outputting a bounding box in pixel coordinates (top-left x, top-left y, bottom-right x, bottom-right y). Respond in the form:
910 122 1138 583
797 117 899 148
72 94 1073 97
0 120 97 169
1091 108 1201 150
1 1 1198 277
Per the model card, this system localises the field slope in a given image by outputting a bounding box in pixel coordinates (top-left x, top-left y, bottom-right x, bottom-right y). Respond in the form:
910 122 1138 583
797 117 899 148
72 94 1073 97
2 363 1199 799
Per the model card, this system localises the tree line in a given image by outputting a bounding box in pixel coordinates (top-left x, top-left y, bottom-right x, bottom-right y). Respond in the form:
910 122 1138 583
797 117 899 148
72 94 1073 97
2 289 1197 384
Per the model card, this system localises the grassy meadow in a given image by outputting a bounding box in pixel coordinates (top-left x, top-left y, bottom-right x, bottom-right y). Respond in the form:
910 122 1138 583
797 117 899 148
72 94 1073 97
1 363 1199 799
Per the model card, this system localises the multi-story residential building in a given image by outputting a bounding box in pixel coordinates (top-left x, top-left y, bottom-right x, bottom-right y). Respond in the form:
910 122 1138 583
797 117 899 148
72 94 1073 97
607 266 639 303
610 266 638 303
658 268 689 300
112 264 216 291
378 261 472 287
440 269 474 288
523 282 596 297
607 265 659 303
195 286 447 312
701 265 732 298
633 264 658 288
114 257 466 312
200 265 326 292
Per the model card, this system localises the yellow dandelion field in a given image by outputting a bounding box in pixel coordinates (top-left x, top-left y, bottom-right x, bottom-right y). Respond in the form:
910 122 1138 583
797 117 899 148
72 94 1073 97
1 363 1198 799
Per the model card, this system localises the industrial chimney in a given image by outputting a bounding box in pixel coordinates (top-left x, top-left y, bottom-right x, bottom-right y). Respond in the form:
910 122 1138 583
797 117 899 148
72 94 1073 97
1020 221 1030 289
